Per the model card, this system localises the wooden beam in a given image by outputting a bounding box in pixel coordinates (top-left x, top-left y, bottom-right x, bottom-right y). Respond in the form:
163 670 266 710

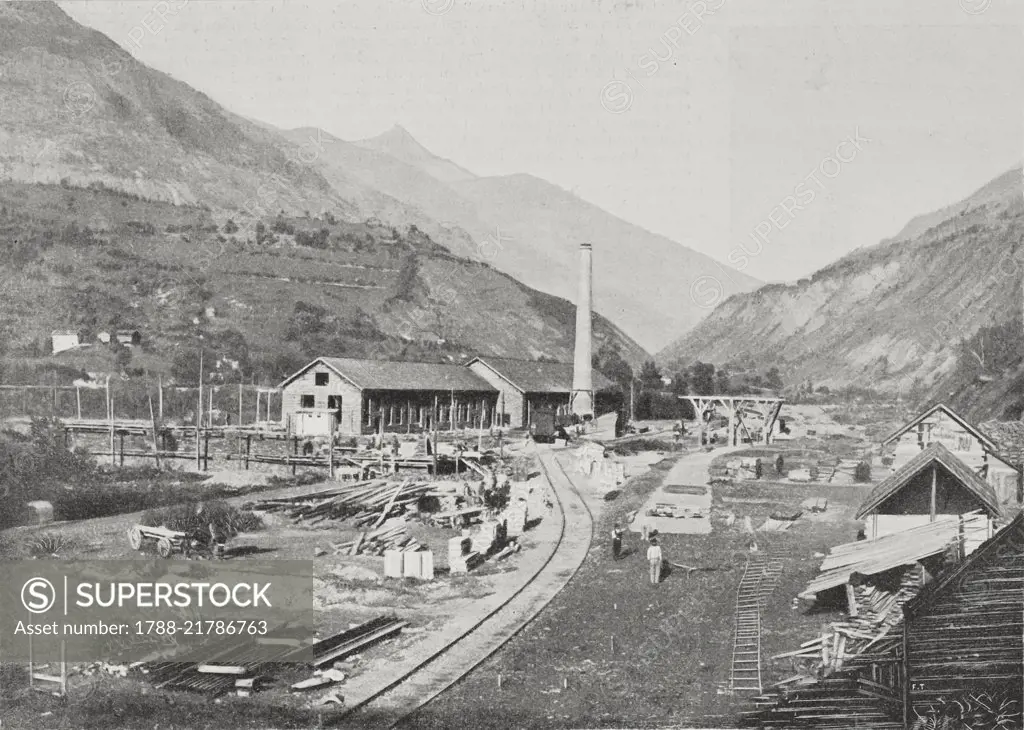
930 464 938 522
845 582 859 617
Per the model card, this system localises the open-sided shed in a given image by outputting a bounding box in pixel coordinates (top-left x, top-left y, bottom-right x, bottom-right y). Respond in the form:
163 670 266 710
856 442 1002 543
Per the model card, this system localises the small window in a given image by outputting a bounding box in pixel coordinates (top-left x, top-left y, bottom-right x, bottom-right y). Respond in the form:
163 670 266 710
315 372 329 386
300 394 315 409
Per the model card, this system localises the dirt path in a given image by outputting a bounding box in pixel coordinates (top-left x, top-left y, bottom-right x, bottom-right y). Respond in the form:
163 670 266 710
633 445 744 536
339 445 594 729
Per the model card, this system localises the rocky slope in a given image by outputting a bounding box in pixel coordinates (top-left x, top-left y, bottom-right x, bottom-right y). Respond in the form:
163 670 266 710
658 166 1024 399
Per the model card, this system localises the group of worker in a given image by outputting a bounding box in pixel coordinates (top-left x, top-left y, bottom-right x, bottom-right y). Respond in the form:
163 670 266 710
610 520 665 585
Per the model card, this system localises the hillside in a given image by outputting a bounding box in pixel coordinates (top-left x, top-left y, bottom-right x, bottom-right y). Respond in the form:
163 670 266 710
657 165 1024 413
0 181 648 387
286 125 763 352
1 2 755 353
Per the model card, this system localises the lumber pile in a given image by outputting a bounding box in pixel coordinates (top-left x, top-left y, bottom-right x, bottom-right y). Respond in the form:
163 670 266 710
329 517 418 557
140 616 407 698
741 676 903 729
250 479 431 527
771 565 923 675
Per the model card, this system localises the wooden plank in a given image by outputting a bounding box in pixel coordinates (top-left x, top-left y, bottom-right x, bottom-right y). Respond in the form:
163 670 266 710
197 664 248 675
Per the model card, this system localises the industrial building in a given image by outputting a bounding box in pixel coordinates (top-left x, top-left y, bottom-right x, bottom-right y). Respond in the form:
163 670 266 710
278 357 498 437
466 356 616 428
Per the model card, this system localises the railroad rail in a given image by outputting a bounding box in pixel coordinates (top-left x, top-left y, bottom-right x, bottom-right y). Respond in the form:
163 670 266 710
338 444 595 728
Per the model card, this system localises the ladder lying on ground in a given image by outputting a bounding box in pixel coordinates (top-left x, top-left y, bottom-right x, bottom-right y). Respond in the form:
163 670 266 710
730 549 785 694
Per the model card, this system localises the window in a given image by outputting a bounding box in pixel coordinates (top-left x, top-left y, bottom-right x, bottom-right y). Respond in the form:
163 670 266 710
315 372 329 386
300 394 315 409
327 395 342 411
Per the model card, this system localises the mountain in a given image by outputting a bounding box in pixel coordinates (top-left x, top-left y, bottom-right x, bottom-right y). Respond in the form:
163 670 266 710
295 126 764 351
657 165 1024 408
354 125 477 184
0 2 649 383
1 1 751 357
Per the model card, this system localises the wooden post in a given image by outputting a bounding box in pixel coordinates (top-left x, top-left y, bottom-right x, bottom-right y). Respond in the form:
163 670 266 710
292 437 298 475
52 385 57 415
930 464 938 522
203 431 210 471
75 387 81 420
245 435 251 470
108 385 115 466
328 418 335 479
119 432 125 467
158 374 163 420
59 639 67 697
238 382 243 427
208 386 214 429
197 352 203 471
432 394 439 476
450 390 455 433
149 394 161 470
845 583 858 617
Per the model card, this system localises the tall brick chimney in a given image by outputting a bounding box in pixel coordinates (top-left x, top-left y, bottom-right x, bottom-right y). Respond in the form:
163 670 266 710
571 242 594 421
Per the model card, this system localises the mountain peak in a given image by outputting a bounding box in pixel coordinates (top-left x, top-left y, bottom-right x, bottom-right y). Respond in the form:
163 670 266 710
353 124 477 184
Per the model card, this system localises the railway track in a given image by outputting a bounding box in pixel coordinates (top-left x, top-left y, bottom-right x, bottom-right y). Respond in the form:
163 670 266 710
338 445 595 728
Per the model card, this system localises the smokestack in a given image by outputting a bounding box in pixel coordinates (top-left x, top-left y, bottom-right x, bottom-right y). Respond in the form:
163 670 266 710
571 242 594 421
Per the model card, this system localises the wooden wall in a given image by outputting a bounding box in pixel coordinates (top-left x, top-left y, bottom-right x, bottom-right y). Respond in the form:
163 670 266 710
904 525 1024 724
281 363 361 436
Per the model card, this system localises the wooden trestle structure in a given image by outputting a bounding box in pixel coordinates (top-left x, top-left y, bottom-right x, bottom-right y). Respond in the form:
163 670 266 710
681 395 784 446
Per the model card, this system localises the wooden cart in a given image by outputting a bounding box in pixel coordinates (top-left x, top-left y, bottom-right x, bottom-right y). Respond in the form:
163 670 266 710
127 524 191 558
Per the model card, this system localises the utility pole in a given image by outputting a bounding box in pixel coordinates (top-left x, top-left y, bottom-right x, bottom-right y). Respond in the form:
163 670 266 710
196 349 203 471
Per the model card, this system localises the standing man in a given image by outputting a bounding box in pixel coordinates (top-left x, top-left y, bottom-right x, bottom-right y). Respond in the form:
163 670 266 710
611 523 623 560
646 537 663 585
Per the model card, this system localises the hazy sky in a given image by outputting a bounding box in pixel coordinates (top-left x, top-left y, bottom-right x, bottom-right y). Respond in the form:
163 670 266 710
62 0 1021 282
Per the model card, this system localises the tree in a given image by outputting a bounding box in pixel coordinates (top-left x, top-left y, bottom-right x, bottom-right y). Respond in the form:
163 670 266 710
592 342 633 392
716 368 731 394
638 360 662 390
765 367 784 391
688 362 715 395
222 219 239 234
670 373 688 395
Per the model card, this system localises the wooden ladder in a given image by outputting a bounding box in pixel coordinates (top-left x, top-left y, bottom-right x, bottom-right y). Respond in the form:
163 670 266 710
730 548 787 694
28 637 67 697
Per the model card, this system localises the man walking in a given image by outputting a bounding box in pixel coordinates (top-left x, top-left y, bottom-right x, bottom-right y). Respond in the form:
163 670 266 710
611 523 623 560
647 537 663 585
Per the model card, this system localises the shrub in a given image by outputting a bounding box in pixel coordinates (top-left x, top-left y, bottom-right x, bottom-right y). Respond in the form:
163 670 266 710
24 533 77 558
854 461 872 483
141 500 263 539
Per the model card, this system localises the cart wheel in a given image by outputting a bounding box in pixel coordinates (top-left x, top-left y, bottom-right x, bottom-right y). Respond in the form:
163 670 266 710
156 538 173 558
128 526 143 551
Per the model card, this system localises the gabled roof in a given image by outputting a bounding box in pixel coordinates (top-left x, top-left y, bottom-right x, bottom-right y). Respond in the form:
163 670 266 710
466 356 615 394
855 442 1002 520
881 402 998 451
799 511 988 598
978 420 1024 468
51 329 79 336
278 357 497 393
904 512 1024 620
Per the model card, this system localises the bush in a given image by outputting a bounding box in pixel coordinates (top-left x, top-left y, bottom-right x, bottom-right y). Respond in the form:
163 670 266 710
24 533 77 558
141 500 263 540
854 461 872 483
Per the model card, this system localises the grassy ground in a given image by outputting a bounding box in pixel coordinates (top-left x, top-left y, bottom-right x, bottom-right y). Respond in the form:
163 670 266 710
403 446 874 729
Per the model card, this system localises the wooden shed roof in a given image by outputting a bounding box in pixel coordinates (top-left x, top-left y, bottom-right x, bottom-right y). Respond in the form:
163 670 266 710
978 419 1024 468
466 356 615 394
855 442 1001 520
799 511 988 599
279 357 497 393
881 403 998 450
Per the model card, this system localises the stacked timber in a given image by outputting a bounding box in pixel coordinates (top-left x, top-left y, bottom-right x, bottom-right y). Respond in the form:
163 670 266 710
772 565 923 676
742 676 903 729
250 480 431 526
141 616 407 697
329 518 419 557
